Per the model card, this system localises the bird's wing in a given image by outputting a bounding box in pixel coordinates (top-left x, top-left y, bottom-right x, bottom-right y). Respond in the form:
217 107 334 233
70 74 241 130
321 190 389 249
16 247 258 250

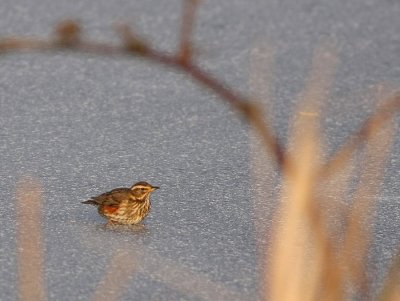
90 188 131 206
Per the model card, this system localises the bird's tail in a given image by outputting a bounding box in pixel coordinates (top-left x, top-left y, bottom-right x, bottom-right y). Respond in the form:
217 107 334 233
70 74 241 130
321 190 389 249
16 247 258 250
81 199 98 206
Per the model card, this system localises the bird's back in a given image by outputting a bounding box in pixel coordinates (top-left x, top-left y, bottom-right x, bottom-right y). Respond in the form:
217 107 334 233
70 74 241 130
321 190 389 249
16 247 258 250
82 188 131 206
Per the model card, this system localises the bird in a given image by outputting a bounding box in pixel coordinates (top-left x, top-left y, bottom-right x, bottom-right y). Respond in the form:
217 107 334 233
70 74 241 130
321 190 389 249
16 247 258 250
82 181 159 225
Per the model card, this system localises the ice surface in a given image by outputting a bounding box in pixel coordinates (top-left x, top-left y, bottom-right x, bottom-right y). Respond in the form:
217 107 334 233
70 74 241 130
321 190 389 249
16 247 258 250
0 0 399 300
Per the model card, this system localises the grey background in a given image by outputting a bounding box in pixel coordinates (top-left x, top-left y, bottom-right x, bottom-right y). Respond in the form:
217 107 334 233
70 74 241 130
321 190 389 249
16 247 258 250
0 0 399 300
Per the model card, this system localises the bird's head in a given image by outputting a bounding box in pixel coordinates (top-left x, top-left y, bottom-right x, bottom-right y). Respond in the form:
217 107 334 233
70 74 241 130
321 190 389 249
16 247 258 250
130 181 159 199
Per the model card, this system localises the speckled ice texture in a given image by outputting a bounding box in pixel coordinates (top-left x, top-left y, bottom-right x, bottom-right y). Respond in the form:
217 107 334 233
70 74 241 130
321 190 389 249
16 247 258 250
0 0 399 300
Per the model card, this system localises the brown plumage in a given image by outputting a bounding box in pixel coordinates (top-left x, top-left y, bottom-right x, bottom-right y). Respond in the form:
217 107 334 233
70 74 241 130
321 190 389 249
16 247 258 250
82 181 159 225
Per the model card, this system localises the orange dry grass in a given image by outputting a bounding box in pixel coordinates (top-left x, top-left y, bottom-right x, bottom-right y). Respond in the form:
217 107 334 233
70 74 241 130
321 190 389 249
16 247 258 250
269 44 339 301
16 178 46 301
250 41 400 301
250 46 399 300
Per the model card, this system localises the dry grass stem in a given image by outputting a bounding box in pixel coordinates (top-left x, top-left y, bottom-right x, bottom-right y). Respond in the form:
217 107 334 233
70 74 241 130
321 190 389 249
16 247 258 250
270 45 338 301
268 42 398 301
249 44 277 299
82 238 250 300
90 249 137 301
133 247 248 301
321 92 400 179
16 177 46 301
340 101 396 290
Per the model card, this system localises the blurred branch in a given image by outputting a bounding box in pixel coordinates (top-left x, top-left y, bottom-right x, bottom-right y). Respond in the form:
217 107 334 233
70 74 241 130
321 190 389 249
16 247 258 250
342 105 396 290
0 2 398 177
0 16 286 167
179 0 200 63
115 23 150 55
320 93 400 179
54 20 82 47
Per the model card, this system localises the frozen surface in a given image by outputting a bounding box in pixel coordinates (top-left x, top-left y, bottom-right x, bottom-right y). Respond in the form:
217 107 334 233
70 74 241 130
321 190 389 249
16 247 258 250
0 0 399 300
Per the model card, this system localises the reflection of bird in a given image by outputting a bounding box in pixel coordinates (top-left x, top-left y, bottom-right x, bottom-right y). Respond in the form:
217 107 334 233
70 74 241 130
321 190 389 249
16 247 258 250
82 182 159 225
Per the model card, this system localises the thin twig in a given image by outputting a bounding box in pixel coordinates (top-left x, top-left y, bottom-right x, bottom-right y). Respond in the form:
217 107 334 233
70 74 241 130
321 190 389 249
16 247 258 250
179 0 200 63
320 93 400 178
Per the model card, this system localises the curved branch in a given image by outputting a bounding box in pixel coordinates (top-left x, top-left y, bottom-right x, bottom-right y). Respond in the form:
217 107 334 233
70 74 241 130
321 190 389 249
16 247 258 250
0 21 286 168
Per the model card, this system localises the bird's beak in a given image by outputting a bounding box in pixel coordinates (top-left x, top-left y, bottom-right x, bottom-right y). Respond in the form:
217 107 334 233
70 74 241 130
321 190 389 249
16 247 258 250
152 186 160 191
